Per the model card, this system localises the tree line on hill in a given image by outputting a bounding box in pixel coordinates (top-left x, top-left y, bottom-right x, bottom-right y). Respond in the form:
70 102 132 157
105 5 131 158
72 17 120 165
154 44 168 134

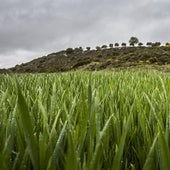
66 37 170 54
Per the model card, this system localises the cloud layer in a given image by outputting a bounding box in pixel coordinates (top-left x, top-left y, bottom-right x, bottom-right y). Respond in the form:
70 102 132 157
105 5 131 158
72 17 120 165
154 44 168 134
0 0 170 68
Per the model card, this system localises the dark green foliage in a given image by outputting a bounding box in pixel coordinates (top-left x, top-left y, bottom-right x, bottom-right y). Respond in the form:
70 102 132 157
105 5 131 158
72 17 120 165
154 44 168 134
66 48 74 54
79 46 83 51
138 42 143 47
112 51 120 56
130 42 135 47
97 54 103 58
86 47 91 51
73 59 91 68
101 45 107 49
96 46 101 51
3 45 170 73
115 43 119 47
109 44 113 48
129 37 139 46
152 42 161 47
74 47 83 53
122 43 126 47
146 42 152 47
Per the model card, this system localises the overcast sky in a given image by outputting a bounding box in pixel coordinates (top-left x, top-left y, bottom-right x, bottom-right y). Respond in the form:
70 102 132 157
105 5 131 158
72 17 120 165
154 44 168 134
0 0 170 68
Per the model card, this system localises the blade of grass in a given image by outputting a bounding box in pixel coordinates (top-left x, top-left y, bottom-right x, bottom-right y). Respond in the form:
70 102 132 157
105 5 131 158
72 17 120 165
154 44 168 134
142 133 159 170
16 83 39 170
89 114 113 170
158 131 170 170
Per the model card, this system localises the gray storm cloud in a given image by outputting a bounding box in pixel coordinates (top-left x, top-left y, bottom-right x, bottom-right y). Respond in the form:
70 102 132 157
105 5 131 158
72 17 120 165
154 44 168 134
0 0 170 68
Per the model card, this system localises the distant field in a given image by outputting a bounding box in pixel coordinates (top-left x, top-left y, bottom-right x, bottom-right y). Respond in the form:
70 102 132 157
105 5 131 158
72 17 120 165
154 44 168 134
0 71 170 170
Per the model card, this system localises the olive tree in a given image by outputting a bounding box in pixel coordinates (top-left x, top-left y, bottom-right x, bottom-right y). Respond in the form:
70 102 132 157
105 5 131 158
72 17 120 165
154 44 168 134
86 47 91 51
121 43 126 47
96 46 101 51
146 42 152 47
101 45 107 49
109 44 113 48
138 42 143 47
115 43 119 48
129 37 139 46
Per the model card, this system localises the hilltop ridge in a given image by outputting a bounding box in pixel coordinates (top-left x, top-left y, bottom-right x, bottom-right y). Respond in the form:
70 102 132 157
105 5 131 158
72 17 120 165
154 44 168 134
1 45 170 73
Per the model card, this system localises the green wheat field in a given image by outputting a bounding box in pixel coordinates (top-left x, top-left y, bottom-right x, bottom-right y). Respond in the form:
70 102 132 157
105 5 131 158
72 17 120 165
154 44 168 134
0 71 170 170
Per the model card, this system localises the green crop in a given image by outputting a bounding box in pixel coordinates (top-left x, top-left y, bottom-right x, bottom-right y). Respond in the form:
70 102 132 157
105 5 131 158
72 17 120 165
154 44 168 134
0 70 170 170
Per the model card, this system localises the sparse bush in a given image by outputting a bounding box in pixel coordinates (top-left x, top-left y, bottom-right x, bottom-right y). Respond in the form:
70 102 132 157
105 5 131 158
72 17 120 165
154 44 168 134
109 44 113 48
97 54 103 58
146 42 152 47
74 47 83 53
74 47 80 52
152 42 161 47
66 48 74 54
86 47 91 51
122 43 126 47
112 51 120 56
101 45 107 49
79 46 83 51
73 59 91 68
96 46 101 51
138 42 143 47
115 43 119 47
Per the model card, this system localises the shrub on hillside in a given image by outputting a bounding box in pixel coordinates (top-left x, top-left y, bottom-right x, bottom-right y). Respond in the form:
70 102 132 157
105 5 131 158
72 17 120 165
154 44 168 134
66 48 74 54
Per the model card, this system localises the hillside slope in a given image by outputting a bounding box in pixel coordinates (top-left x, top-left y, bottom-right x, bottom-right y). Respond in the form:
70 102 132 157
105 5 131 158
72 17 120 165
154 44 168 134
1 46 170 73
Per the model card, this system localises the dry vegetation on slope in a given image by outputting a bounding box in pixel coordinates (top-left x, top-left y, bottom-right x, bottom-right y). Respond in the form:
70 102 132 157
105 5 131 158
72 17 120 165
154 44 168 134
1 45 170 73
